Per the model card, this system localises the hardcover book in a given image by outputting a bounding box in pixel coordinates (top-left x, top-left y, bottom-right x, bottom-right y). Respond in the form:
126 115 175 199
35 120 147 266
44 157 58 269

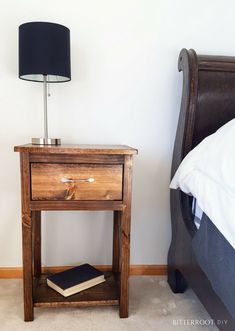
47 264 105 297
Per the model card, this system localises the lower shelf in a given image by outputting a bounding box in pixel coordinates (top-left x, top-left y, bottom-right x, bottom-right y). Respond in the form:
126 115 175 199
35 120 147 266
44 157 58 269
33 271 120 308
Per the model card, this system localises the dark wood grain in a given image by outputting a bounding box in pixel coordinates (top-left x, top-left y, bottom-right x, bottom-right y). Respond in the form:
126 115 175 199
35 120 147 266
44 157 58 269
33 272 119 307
31 163 123 201
15 144 137 321
30 200 124 211
112 211 121 273
14 144 138 155
198 54 235 72
119 155 133 318
170 48 198 176
168 48 235 331
32 211 41 277
20 152 34 321
29 154 125 164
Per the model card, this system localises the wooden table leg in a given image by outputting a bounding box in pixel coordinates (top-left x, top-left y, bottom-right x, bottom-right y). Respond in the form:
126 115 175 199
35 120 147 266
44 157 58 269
32 211 41 277
119 155 133 318
22 213 34 321
112 211 121 273
119 209 131 318
20 152 34 321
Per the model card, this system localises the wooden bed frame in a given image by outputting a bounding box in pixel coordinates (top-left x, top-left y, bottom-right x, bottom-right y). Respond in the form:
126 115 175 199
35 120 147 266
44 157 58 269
168 48 235 331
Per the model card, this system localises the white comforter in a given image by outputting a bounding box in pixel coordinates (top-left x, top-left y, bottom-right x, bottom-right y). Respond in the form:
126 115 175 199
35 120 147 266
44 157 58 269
170 119 235 250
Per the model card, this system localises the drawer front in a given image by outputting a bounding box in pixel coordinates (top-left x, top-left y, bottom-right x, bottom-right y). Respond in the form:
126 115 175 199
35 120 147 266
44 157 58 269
31 163 123 201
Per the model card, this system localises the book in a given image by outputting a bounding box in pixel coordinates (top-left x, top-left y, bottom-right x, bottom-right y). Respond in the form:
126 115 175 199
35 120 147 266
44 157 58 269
46 264 105 297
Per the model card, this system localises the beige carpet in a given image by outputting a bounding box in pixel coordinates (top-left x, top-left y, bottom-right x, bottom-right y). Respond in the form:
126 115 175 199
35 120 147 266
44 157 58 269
0 276 218 331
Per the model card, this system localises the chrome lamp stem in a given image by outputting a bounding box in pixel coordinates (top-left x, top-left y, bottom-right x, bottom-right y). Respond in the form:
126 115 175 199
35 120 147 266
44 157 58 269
43 75 49 140
31 75 61 145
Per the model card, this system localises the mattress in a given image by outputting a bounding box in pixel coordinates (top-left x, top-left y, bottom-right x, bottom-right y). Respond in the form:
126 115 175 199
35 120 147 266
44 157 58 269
192 212 235 319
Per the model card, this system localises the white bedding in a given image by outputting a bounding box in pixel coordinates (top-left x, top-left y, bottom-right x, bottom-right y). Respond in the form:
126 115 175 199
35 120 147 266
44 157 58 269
170 119 235 250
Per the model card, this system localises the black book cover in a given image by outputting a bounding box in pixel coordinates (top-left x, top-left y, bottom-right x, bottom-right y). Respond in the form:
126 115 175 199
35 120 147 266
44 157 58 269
47 264 104 290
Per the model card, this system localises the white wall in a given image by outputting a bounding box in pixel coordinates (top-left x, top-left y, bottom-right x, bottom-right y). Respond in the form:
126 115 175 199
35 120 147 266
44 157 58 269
0 0 234 267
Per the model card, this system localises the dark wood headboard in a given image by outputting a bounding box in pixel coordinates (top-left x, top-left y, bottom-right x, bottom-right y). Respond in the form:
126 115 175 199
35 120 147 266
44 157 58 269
171 48 235 236
172 48 235 177
169 49 235 330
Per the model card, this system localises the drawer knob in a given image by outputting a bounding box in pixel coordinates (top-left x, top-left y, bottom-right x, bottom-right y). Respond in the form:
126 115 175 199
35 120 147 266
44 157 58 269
61 177 95 184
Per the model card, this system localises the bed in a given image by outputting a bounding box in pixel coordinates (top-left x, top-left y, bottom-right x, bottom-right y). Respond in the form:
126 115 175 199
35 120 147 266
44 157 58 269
168 48 235 331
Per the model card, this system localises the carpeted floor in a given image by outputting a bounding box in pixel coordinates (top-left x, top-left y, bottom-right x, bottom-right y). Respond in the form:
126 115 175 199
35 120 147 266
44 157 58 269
0 276 218 331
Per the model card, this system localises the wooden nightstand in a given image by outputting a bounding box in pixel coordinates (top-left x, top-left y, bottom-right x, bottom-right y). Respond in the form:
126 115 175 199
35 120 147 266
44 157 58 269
14 144 137 321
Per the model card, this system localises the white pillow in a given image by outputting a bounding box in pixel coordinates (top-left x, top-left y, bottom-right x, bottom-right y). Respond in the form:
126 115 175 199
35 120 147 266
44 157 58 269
170 118 235 250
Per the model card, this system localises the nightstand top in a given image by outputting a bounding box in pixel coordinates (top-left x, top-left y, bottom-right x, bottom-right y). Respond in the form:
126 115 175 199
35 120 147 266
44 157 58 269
14 144 138 155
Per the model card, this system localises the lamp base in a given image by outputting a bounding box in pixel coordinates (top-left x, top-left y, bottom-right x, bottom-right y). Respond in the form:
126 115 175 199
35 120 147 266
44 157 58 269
31 138 61 145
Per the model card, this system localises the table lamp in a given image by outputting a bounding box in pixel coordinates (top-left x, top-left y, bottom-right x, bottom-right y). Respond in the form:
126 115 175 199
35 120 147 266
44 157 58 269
19 22 71 145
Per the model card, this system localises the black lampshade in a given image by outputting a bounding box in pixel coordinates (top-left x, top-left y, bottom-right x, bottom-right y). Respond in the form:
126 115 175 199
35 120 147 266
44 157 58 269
19 22 71 83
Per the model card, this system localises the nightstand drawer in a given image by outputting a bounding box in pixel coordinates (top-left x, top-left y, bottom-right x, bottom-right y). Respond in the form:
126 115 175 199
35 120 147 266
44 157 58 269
31 163 123 201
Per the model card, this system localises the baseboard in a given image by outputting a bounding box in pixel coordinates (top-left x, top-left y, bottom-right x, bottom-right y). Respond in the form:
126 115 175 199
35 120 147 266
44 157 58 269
0 265 167 279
